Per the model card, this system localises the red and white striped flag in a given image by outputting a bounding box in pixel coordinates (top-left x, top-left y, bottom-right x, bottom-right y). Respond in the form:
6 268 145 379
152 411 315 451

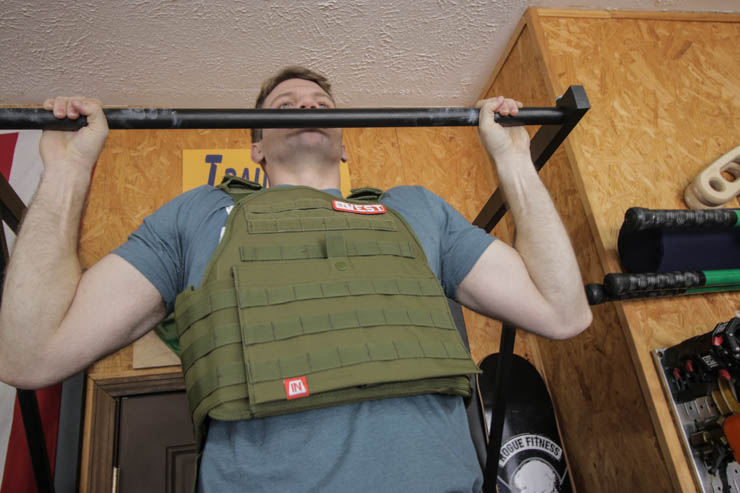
0 130 60 493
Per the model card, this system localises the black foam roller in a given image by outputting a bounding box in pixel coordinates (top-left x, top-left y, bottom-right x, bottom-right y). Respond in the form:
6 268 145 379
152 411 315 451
618 208 740 273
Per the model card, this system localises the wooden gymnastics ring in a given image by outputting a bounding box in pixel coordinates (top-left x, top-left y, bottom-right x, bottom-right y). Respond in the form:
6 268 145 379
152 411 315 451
684 145 740 209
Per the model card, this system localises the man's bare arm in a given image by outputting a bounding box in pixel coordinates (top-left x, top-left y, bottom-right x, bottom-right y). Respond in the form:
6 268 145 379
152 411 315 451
0 98 166 389
456 96 592 340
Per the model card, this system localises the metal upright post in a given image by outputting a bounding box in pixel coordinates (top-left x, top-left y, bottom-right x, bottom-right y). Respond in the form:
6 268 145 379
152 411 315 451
482 324 516 492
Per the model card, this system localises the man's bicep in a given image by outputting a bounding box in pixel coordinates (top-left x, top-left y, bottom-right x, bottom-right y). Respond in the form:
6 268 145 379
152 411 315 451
455 240 557 337
47 254 167 377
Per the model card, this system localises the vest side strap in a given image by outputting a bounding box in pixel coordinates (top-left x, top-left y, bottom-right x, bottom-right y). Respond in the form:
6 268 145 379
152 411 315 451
180 323 241 373
187 362 248 416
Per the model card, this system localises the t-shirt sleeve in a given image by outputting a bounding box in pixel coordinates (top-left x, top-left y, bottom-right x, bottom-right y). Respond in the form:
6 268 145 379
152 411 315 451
429 190 495 298
112 185 230 313
382 186 495 299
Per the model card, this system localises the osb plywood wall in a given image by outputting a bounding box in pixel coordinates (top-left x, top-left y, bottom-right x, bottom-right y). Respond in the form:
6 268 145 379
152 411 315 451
494 8 740 493
542 10 740 493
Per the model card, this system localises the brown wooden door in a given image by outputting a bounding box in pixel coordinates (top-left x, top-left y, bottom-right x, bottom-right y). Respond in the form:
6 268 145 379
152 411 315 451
117 391 197 493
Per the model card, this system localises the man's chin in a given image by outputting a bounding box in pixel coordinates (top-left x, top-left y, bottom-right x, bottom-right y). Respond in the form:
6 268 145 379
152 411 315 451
292 128 328 138
289 129 333 147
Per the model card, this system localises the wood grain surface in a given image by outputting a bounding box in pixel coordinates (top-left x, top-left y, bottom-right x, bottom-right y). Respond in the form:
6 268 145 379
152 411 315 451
532 8 740 492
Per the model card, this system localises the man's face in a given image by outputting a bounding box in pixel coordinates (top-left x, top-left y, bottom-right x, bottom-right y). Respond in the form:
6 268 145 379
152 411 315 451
251 78 346 167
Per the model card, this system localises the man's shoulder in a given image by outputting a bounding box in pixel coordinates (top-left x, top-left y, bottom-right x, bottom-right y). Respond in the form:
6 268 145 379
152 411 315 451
176 184 227 201
160 185 233 212
382 185 434 200
381 185 444 210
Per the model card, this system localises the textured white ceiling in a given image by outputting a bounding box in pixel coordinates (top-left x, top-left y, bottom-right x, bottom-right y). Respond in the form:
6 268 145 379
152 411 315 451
1 0 738 108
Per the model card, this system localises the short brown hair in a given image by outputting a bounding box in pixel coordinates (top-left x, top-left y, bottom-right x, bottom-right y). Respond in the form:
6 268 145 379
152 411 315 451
251 66 334 142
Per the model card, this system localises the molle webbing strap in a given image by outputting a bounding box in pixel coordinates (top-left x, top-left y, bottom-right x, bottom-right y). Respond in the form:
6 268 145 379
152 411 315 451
180 306 456 373
238 279 441 308
188 361 247 413
175 277 442 336
176 285 238 337
247 340 471 384
186 338 473 414
240 308 455 345
238 239 415 261
180 323 241 373
246 215 396 233
246 198 331 213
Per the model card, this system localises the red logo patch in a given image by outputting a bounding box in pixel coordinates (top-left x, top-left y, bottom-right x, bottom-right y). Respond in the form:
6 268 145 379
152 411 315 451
284 376 310 399
332 200 386 214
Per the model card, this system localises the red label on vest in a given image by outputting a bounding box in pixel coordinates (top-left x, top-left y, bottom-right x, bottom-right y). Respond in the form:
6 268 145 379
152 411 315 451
332 200 386 214
284 376 310 399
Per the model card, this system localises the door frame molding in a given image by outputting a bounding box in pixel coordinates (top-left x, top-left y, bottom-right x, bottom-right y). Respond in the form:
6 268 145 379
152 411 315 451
82 373 185 493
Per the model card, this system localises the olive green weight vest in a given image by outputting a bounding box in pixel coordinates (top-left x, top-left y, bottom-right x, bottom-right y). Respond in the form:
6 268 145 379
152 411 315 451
174 176 480 444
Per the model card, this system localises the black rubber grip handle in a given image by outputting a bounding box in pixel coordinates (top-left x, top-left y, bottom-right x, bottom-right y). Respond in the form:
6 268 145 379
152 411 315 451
603 271 705 296
623 207 738 231
585 283 692 305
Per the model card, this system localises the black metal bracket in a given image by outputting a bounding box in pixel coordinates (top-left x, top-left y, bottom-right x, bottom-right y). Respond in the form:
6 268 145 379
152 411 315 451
473 85 590 232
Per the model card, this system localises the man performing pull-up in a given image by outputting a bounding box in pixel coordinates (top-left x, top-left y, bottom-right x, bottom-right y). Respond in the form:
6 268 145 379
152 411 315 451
0 66 591 492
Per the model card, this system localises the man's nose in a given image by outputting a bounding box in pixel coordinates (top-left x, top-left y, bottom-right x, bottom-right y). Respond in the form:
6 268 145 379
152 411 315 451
298 97 320 109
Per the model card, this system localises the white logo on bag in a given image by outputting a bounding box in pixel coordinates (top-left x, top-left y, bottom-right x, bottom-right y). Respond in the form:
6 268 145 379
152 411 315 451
499 434 563 467
332 200 386 214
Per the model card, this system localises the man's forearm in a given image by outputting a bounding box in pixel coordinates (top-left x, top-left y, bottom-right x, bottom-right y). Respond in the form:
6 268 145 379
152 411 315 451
496 154 590 330
0 168 91 378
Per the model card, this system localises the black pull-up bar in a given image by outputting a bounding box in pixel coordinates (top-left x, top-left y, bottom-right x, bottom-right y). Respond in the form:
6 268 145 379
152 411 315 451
0 107 567 131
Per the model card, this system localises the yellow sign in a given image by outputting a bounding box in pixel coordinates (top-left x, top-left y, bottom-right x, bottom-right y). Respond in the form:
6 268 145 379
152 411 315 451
182 149 351 196
182 150 267 192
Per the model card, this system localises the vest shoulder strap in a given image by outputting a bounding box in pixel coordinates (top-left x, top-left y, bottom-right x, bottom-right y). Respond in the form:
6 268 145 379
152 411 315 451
347 187 385 202
217 175 263 203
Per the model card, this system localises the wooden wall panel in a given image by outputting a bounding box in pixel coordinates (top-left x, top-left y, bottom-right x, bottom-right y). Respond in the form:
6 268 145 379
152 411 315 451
533 9 740 492
343 127 405 190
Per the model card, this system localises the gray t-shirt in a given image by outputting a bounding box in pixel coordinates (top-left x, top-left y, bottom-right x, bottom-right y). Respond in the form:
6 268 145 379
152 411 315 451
114 184 494 492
